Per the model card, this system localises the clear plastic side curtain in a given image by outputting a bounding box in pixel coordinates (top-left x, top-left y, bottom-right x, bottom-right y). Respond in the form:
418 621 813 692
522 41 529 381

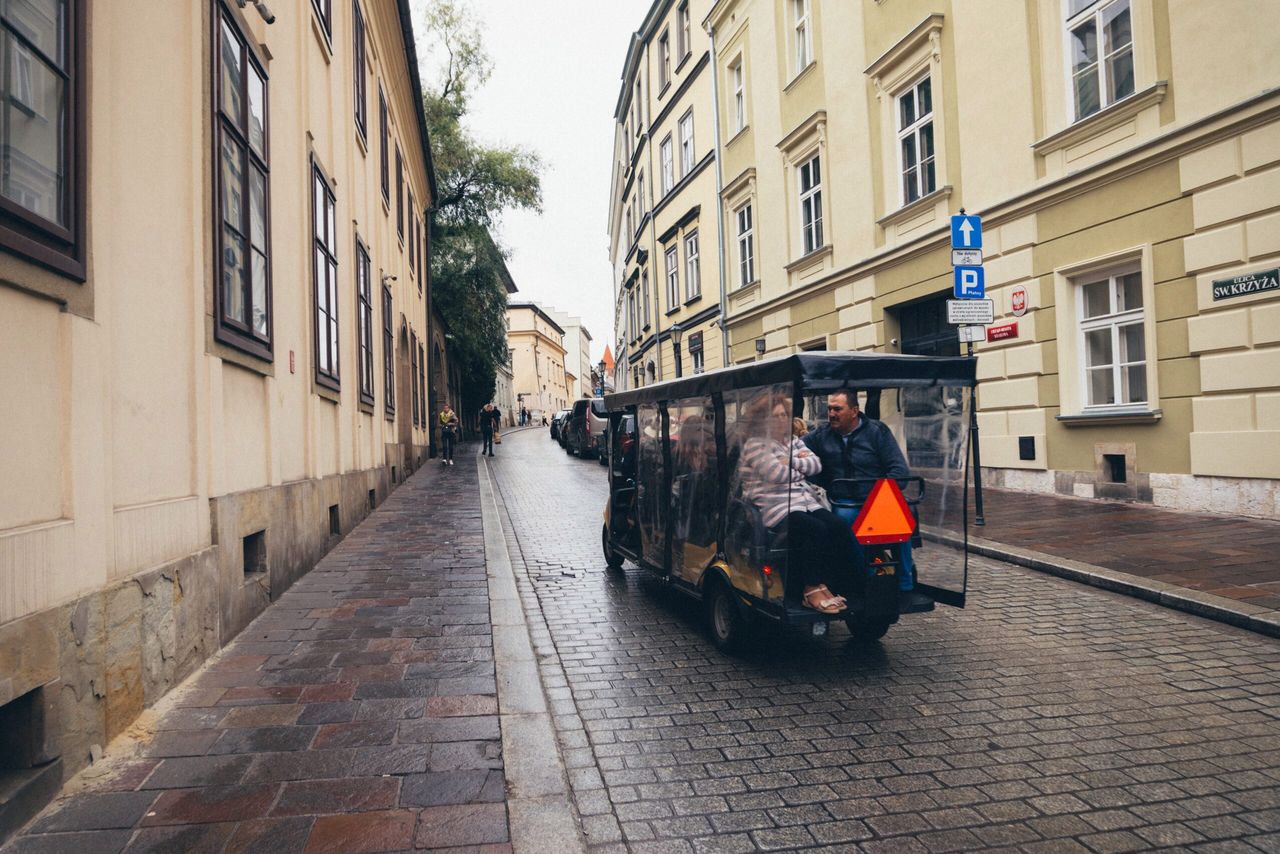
636 403 665 568
724 385 793 601
668 396 718 584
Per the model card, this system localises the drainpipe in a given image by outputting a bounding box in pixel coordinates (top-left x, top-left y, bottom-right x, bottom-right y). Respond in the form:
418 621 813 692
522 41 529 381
706 19 730 369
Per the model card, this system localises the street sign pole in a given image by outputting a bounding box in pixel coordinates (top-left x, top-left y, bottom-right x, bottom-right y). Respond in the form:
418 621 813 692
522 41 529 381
954 208 985 526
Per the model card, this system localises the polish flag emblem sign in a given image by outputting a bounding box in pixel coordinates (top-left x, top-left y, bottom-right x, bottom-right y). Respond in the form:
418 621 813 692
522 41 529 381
852 479 917 545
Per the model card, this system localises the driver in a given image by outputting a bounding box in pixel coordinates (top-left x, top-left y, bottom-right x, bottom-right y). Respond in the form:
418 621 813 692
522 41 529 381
803 388 930 610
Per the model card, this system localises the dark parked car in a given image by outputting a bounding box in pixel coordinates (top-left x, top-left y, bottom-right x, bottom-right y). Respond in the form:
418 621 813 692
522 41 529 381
549 409 572 442
565 398 608 458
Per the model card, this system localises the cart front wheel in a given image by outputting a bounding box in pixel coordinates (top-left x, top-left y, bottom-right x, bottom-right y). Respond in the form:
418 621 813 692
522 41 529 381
845 615 892 642
706 580 747 652
602 525 624 570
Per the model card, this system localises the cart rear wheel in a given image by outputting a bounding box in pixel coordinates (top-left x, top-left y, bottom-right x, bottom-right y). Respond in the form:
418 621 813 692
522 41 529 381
602 525 624 570
845 615 892 642
706 580 747 652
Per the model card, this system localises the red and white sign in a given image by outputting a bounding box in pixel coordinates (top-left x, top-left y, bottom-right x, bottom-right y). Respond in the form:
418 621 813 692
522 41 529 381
1010 285 1028 317
987 321 1019 342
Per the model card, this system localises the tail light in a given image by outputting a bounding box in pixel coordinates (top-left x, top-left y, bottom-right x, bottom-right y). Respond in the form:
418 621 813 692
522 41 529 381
762 565 774 590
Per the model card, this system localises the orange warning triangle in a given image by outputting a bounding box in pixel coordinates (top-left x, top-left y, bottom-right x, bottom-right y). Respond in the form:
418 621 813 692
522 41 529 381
852 479 917 545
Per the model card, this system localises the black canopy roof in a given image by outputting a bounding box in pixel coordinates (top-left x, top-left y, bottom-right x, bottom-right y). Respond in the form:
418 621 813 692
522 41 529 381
605 352 976 410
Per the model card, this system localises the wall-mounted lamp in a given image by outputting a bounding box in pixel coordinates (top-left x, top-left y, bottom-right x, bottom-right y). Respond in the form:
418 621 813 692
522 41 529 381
755 339 767 355
236 0 276 24
381 274 397 286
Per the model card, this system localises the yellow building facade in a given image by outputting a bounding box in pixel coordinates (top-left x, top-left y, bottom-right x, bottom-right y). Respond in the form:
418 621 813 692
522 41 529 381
0 0 436 825
687 0 1280 518
507 302 572 421
609 0 727 391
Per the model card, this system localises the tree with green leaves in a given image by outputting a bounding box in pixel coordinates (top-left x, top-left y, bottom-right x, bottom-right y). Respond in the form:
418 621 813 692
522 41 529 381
420 0 541 416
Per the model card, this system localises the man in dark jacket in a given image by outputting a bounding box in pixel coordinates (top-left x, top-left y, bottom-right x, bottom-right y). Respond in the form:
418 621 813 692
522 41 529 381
804 388 928 609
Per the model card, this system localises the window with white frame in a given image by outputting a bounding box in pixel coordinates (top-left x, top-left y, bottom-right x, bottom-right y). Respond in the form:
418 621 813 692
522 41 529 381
1067 0 1133 122
684 231 700 301
691 348 704 374
735 202 754 287
633 80 642 133
898 76 935 205
660 135 674 194
677 1 691 60
731 58 745 132
679 110 694 175
625 207 632 242
659 30 670 90
798 154 823 254
792 0 812 75
665 245 679 309
637 170 646 215
312 166 339 388
1077 266 1146 408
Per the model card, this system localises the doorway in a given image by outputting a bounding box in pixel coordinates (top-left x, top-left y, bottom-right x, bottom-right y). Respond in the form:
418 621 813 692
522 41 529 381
897 294 959 357
893 294 960 468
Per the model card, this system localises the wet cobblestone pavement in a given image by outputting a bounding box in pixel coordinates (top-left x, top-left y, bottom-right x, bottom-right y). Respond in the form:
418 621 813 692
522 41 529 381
489 428 1280 853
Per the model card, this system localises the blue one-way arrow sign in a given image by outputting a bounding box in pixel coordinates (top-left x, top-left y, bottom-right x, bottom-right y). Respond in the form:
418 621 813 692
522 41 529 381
951 215 982 250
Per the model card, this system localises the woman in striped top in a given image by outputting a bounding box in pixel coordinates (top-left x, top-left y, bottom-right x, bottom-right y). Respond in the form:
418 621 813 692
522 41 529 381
742 398 858 614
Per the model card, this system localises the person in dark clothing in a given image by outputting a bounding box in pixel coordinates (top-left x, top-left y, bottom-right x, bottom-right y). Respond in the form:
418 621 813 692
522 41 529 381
803 388 928 609
479 403 498 456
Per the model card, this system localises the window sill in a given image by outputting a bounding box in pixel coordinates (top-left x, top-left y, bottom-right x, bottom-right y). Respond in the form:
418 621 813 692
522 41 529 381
675 52 691 75
355 126 368 158
310 13 333 64
385 407 396 422
359 398 375 415
683 294 702 306
784 61 817 94
784 244 832 273
1032 81 1168 157
657 81 671 101
1056 408 1162 426
734 279 761 295
665 307 681 317
725 123 749 148
876 184 952 229
209 326 275 378
314 377 341 404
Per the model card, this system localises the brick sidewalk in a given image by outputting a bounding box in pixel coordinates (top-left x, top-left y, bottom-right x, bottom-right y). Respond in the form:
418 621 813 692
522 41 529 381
5 451 511 853
934 485 1280 634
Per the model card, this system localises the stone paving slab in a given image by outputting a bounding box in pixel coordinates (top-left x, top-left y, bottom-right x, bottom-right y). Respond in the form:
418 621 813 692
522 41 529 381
4 451 515 854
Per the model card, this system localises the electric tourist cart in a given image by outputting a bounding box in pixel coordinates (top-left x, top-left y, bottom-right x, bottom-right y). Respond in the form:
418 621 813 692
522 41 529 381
600 352 977 649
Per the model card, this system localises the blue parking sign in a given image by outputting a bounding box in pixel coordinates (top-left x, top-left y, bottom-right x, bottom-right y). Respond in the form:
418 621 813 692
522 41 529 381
951 215 982 250
954 265 985 298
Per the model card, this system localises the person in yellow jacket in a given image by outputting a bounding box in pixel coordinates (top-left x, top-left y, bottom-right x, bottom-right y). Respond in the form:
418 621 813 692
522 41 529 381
438 404 459 466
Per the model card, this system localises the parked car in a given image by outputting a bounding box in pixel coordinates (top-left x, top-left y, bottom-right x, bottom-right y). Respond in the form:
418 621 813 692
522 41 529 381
565 398 608 458
549 409 572 442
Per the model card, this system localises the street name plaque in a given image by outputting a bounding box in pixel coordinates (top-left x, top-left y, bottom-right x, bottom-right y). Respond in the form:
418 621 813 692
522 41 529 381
1212 268 1279 302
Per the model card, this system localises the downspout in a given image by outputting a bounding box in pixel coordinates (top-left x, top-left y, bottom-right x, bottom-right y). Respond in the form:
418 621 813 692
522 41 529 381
706 19 730 369
642 45 664 384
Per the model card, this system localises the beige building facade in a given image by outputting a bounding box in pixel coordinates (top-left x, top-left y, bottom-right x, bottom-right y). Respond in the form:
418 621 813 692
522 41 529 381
0 0 436 831
682 0 1280 518
609 0 727 393
507 302 571 421
546 307 595 400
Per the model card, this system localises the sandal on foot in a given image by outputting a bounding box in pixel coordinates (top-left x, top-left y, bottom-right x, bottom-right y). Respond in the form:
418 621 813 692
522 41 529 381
814 585 847 608
803 587 845 615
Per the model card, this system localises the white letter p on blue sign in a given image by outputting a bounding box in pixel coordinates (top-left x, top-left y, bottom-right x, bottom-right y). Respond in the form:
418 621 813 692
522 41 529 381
954 265 985 298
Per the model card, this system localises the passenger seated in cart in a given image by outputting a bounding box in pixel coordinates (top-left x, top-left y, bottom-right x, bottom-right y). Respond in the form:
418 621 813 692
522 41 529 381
741 395 858 615
803 388 931 611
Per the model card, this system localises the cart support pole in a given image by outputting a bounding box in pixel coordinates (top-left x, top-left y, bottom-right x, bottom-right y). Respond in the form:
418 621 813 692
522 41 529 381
967 340 986 526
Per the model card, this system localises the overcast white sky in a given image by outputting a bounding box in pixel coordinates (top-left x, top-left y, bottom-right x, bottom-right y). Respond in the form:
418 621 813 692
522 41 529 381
411 0 650 363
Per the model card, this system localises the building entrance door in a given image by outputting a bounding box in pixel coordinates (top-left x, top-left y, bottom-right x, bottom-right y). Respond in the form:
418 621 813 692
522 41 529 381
894 294 961 468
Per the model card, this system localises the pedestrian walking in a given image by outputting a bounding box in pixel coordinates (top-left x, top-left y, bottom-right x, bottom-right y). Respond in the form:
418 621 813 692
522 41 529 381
479 403 499 456
438 403 459 466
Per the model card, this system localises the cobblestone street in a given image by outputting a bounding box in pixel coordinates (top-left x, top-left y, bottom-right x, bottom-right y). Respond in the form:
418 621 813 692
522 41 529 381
489 428 1280 853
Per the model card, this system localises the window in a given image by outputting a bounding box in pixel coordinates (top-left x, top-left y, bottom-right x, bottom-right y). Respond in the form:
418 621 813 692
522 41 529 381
658 30 670 90
684 231 700 301
660 135 674 195
352 0 366 141
408 191 416 274
311 0 332 39
736 202 754 287
1067 0 1134 121
379 85 389 203
312 167 339 388
418 342 426 429
691 349 704 375
665 246 679 309
215 6 272 357
679 110 694 175
637 170 646 216
897 76 935 206
1078 267 1146 408
799 154 823 254
642 270 651 328
625 207 633 242
677 2 691 60
410 331 419 425
628 291 637 339
793 0 812 74
395 144 404 241
633 80 642 134
356 239 374 405
731 58 745 132
382 285 395 413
